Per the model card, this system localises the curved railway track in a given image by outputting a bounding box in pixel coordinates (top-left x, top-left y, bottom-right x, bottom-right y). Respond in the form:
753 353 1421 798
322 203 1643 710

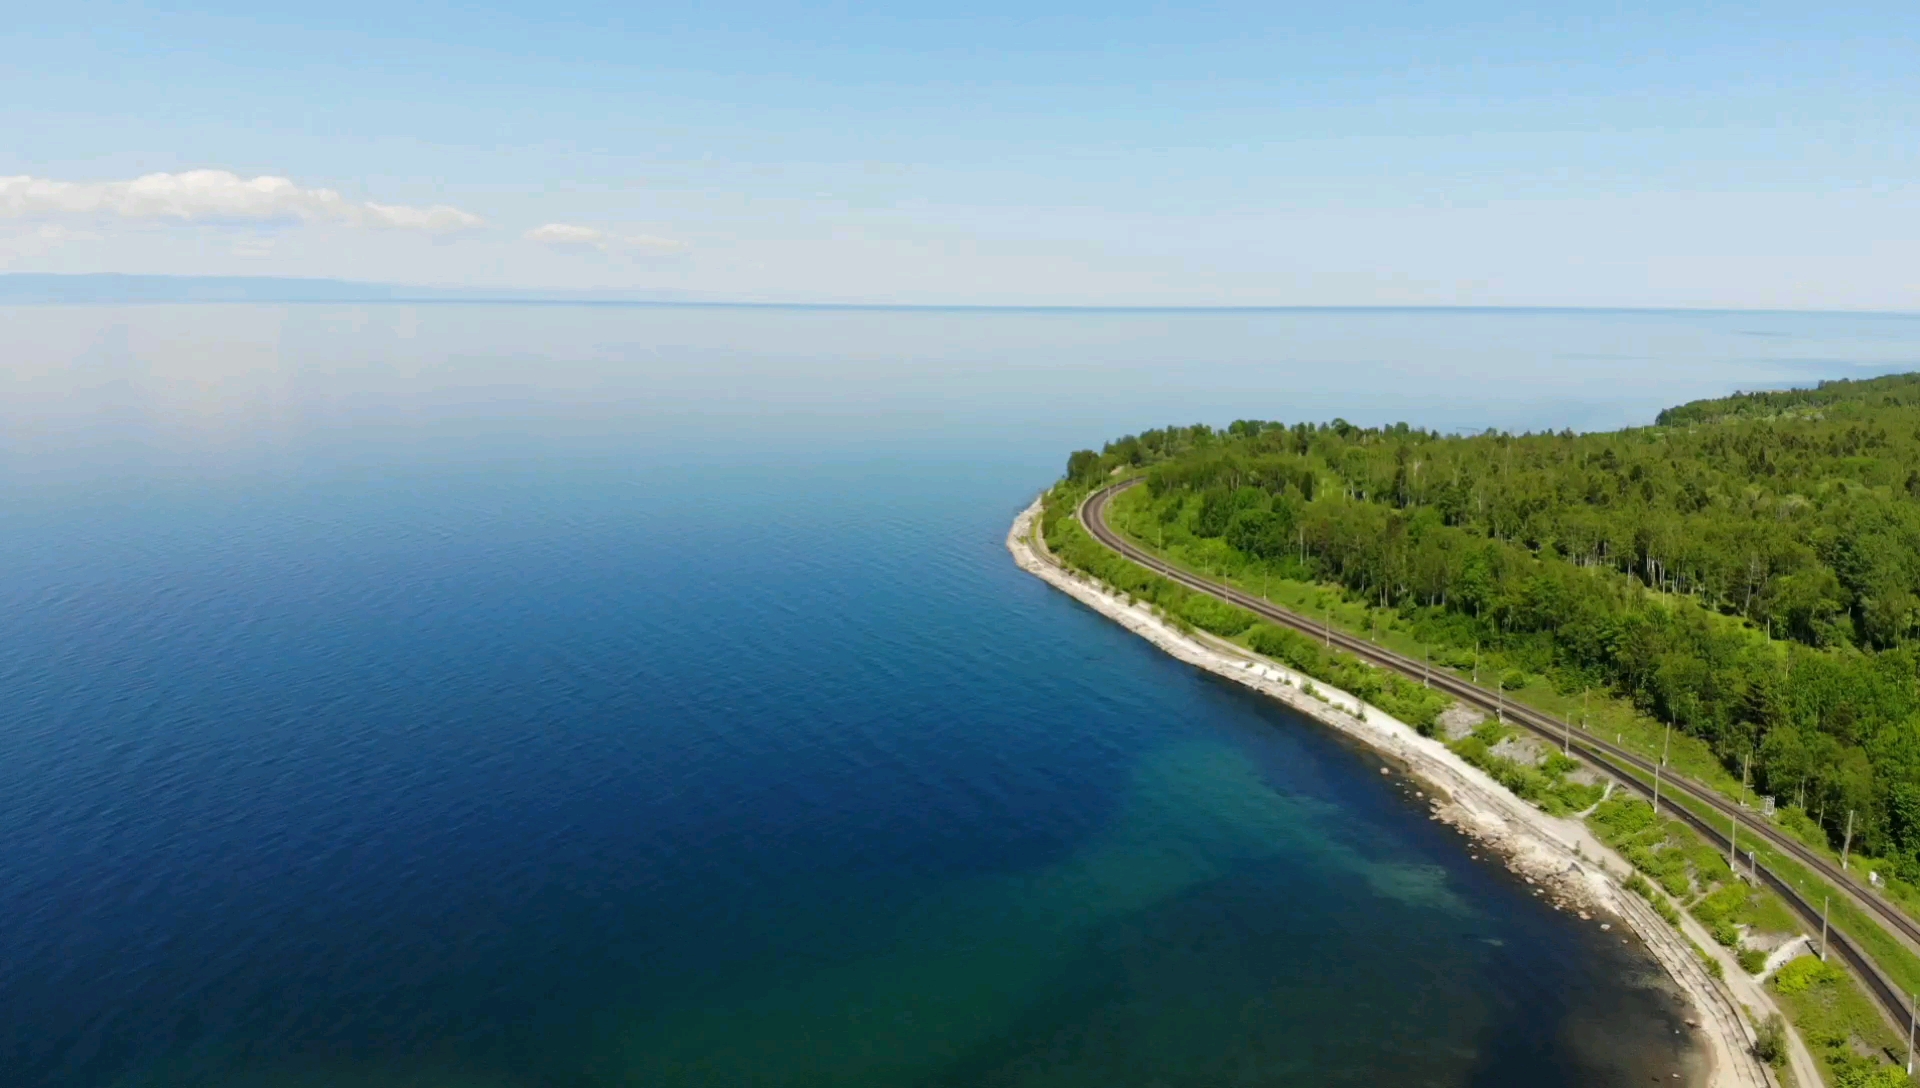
1077 478 1920 1033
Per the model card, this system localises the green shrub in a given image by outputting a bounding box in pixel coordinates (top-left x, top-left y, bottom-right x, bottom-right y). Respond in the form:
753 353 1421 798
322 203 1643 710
1775 806 1829 850
1657 866 1693 899
1624 871 1683 926
1553 780 1605 812
1736 888 1801 936
1737 947 1767 975
1446 731 1604 817
1685 843 1733 885
1243 623 1451 733
1772 954 1842 995
1831 1058 1909 1088
1178 593 1256 637
1690 882 1750 933
1752 1014 1785 1065
1589 797 1657 839
1246 624 1324 674
1651 893 1681 926
1592 798 1729 900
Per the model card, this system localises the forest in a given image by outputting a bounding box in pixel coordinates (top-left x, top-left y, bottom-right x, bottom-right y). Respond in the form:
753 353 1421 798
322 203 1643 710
1060 372 1920 876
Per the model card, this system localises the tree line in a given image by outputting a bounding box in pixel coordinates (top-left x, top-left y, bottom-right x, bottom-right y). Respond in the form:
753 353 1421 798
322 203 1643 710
1060 372 1920 876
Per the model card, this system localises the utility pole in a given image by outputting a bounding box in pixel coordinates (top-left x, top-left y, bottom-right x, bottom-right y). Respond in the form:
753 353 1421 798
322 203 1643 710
1908 993 1916 1076
1473 641 1479 684
1562 706 1571 756
1423 648 1431 689
1821 895 1830 961
1497 685 1504 723
1654 723 1671 817
1727 713 1742 868
1323 604 1331 647
1843 809 1856 871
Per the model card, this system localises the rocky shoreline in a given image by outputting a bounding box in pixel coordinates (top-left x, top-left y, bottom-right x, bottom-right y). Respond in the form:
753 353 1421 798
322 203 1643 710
1008 496 1775 1088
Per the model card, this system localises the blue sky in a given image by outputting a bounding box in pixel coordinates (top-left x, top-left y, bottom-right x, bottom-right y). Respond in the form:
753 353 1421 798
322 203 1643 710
4 1 1917 307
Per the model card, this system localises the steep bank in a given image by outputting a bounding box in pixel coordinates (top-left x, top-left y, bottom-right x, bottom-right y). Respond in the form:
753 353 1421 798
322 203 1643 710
1008 497 1779 1088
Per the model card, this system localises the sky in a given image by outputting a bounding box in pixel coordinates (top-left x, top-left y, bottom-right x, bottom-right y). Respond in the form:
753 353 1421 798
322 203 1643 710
4 1 1918 308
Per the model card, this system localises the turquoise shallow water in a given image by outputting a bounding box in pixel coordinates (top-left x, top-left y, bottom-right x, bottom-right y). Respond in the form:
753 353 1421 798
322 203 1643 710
3 305 1916 1087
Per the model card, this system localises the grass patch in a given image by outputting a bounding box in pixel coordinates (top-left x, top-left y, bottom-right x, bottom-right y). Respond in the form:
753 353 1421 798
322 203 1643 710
1754 1013 1788 1068
1613 761 1920 1002
1591 797 1700 898
1693 882 1754 947
1240 623 1452 733
1591 794 1810 989
1625 871 1684 927
1449 722 1605 817
1771 955 1917 1087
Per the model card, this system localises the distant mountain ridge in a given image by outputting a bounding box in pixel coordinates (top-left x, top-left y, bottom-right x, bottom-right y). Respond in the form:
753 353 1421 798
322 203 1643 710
10 275 1915 312
0 273 700 304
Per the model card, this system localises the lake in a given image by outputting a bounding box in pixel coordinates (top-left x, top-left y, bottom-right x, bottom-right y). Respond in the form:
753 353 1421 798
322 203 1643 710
4 304 1916 1087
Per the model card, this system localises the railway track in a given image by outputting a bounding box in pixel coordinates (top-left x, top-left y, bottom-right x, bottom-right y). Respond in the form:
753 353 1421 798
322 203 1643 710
1077 478 1920 1034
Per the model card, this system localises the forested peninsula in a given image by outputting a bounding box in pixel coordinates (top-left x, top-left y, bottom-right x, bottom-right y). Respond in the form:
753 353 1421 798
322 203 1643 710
1056 372 1920 885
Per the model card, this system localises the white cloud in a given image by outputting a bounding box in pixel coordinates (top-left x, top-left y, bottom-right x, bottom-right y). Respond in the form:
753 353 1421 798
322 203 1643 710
0 170 484 234
523 222 684 254
523 222 605 247
0 222 105 260
31 224 103 243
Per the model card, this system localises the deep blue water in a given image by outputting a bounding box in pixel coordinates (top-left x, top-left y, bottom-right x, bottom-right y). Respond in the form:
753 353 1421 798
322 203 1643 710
3 305 1917 1087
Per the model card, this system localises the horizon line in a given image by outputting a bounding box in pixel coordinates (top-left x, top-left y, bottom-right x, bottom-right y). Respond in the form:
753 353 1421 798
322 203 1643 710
20 299 1920 319
1 273 1916 318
